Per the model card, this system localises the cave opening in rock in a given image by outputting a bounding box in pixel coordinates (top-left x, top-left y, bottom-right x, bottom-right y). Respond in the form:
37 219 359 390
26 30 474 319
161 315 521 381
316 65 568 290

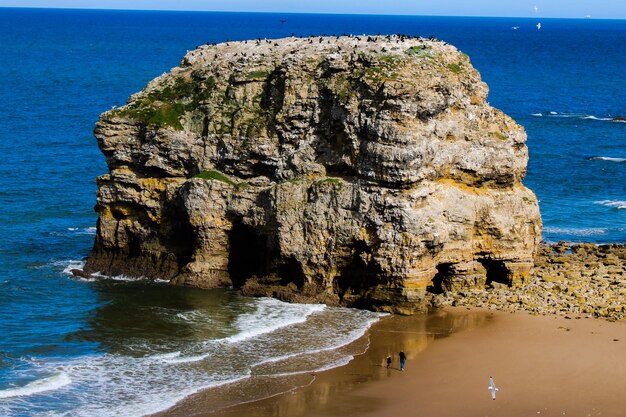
427 263 455 294
228 221 269 288
275 256 306 289
164 204 196 268
480 259 510 287
334 241 380 307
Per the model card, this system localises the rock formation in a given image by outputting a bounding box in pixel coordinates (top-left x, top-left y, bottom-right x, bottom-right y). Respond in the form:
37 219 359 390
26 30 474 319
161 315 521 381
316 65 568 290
83 35 542 314
432 243 626 321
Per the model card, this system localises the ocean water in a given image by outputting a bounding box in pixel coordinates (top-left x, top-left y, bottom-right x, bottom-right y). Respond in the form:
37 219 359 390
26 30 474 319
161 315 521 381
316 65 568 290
0 8 624 416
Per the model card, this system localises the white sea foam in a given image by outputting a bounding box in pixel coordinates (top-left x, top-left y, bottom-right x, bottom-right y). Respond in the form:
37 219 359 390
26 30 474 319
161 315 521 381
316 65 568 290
269 355 355 378
223 298 326 344
61 263 170 284
253 314 381 369
589 156 626 162
67 226 97 235
175 310 209 323
582 115 612 121
146 351 181 361
160 351 212 364
9 353 254 417
90 271 169 284
531 111 616 121
594 200 626 210
0 299 381 417
0 372 71 399
543 226 607 236
90 272 142 281
61 260 86 275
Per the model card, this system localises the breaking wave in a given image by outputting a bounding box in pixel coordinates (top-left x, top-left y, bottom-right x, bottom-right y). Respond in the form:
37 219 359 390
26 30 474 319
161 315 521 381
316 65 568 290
0 297 383 417
531 111 623 122
594 200 626 210
543 226 608 237
0 372 71 399
588 156 626 163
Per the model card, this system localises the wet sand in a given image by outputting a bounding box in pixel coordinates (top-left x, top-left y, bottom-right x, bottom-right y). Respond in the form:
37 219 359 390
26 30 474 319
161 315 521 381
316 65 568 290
160 308 626 417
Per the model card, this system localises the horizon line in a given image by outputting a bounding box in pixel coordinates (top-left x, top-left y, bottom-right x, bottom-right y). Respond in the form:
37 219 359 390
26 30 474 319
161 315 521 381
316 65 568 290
0 6 619 20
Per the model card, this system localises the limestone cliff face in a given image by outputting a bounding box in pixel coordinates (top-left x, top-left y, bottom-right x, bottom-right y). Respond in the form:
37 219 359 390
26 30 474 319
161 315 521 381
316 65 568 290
84 35 542 314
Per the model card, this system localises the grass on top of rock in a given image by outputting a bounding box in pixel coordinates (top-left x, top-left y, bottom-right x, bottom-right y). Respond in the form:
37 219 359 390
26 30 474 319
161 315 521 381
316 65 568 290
111 75 217 130
195 170 249 190
446 63 463 74
405 45 434 59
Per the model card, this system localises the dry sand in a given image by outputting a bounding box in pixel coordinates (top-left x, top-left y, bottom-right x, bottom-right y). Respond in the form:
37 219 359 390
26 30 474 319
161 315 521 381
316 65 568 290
161 308 626 417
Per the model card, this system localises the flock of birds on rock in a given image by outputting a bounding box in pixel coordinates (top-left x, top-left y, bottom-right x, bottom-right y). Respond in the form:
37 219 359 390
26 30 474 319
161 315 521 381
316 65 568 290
197 33 448 51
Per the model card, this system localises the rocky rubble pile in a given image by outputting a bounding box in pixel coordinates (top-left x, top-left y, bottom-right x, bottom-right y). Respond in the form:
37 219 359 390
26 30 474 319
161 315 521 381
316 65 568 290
429 243 626 321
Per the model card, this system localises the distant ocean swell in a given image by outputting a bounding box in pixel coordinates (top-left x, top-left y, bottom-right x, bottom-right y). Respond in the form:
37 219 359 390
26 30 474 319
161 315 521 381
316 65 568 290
588 157 626 163
543 225 626 241
530 111 626 122
594 200 626 210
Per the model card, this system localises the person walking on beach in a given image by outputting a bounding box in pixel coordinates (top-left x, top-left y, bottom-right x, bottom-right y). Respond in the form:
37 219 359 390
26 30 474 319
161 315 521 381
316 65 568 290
386 355 392 368
399 350 406 371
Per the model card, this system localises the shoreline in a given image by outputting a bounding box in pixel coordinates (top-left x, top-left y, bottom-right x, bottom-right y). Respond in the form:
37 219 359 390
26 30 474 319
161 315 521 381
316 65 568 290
158 307 626 417
154 309 492 417
153 241 626 417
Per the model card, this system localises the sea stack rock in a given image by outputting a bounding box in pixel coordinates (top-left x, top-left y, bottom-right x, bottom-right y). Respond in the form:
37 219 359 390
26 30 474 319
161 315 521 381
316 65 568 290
85 35 542 314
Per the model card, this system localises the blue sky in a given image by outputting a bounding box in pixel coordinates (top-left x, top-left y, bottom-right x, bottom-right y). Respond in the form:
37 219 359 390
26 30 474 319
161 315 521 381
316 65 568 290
0 0 624 19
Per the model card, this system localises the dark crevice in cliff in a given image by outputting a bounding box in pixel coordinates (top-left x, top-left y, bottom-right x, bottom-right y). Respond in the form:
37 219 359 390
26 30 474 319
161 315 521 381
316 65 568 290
166 223 195 269
259 69 285 138
247 161 276 179
109 202 150 222
228 222 306 288
135 166 172 179
480 259 510 287
314 91 357 177
334 241 380 306
427 263 454 294
275 256 306 288
228 221 270 287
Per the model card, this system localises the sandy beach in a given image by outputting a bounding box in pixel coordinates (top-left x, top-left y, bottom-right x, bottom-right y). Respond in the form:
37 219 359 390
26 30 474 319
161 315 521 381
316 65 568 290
160 308 626 417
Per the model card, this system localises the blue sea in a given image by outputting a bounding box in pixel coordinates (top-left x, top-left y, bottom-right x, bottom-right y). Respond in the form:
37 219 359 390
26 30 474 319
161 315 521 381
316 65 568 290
0 8 624 416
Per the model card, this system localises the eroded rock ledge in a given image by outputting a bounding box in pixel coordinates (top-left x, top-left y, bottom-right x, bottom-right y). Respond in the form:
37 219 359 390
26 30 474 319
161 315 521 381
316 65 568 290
84 35 542 314
432 243 626 321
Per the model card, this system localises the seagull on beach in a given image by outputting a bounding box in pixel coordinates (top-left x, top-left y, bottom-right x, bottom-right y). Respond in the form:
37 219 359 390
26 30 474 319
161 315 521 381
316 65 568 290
488 376 499 400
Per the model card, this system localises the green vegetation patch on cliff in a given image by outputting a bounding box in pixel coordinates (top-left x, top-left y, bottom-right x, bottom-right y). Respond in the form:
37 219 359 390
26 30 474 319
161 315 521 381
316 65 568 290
112 74 217 130
314 177 345 186
245 70 271 80
405 45 434 59
195 170 249 190
446 63 463 74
